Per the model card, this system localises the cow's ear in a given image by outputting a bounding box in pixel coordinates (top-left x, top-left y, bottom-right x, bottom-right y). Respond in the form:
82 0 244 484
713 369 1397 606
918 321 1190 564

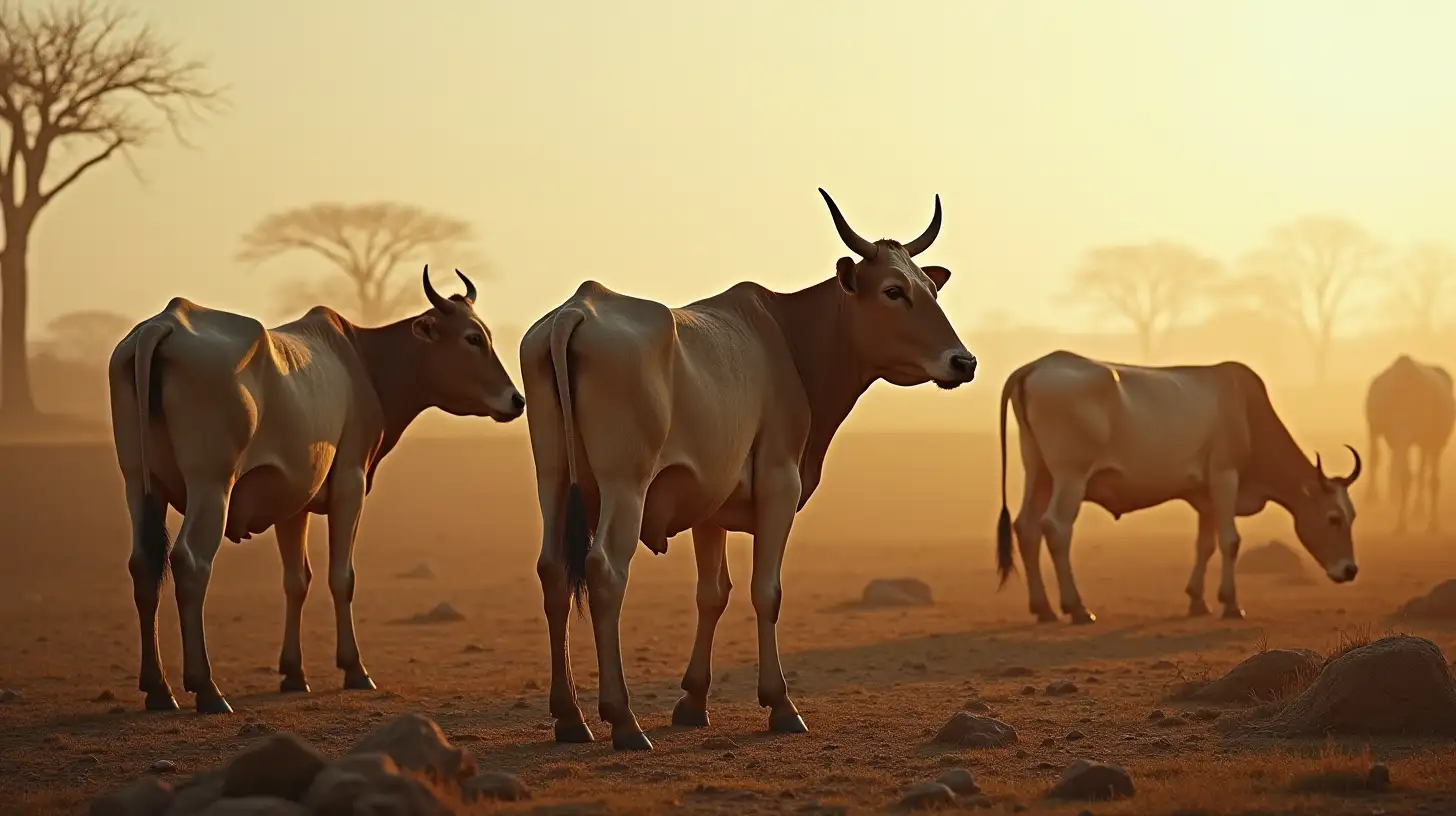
835 256 857 294
412 315 441 342
922 265 952 291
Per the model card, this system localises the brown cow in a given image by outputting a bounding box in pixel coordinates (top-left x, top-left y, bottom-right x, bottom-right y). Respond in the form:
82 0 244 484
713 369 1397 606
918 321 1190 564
1365 354 1456 532
521 189 978 750
108 268 522 714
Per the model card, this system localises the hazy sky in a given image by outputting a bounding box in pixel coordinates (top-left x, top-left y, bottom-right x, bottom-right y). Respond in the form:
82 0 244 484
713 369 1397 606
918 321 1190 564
28 0 1456 349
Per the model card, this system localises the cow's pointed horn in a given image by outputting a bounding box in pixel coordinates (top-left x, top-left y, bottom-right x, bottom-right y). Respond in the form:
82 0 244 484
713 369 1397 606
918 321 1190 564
903 194 942 257
456 269 477 305
1342 444 1362 485
818 188 877 259
422 265 451 312
1314 452 1326 480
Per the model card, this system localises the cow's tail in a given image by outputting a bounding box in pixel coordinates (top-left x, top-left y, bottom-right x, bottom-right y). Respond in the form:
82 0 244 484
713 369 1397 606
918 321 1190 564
550 308 592 613
133 322 174 591
996 362 1033 588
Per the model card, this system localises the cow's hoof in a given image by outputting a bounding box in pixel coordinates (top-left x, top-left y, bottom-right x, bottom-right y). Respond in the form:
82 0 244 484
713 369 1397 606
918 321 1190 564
195 694 233 715
612 730 654 751
144 691 179 711
279 675 311 694
343 672 376 691
1034 610 1060 624
1222 606 1246 621
1188 599 1211 618
554 720 595 743
1069 610 1097 625
769 711 809 734
671 696 710 728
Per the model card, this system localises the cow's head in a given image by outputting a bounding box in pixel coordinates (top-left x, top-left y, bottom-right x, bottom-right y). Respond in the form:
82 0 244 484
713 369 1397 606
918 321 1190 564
411 266 525 422
819 188 977 389
1289 445 1362 583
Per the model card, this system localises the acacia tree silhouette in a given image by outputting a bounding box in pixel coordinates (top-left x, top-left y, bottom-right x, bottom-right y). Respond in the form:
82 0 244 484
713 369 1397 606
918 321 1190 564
1061 241 1221 362
0 1 219 417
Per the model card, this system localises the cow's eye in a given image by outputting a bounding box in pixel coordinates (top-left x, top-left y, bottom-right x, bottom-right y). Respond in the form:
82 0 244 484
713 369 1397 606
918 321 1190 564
884 286 905 301
465 334 485 348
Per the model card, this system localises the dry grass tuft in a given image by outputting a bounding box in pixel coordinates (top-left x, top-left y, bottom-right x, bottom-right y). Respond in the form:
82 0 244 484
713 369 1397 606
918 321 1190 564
1165 653 1214 699
1324 623 1401 662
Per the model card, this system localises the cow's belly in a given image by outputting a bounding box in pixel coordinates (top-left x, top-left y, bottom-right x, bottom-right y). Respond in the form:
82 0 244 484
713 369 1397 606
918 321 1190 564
1084 463 1205 517
224 441 339 540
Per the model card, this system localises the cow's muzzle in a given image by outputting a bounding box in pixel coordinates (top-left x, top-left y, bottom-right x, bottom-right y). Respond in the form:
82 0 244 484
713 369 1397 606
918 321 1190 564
935 352 978 390
1326 560 1359 584
490 390 526 422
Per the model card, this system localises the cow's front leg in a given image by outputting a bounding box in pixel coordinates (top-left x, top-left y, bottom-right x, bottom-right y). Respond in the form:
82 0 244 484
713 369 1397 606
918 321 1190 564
750 464 807 735
326 470 375 690
275 512 312 693
673 524 731 728
1208 473 1245 620
1042 475 1094 624
587 483 651 750
173 482 233 714
1185 511 1216 617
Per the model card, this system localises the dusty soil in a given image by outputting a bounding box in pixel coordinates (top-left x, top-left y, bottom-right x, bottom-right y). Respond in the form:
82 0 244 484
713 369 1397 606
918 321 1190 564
3 432 1456 815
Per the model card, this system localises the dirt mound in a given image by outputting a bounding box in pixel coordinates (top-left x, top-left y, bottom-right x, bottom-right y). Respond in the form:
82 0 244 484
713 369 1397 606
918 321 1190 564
1396 580 1456 620
1238 540 1308 577
859 578 934 607
88 713 529 815
1240 635 1456 737
1190 649 1324 704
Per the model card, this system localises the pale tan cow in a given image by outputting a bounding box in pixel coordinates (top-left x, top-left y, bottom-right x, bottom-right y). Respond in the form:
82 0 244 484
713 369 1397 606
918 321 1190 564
108 269 522 714
996 351 1362 624
521 189 978 750
1365 354 1456 532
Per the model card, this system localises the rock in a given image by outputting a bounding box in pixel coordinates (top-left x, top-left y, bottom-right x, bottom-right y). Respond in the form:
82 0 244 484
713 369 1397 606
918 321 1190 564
1243 636 1456 737
350 713 477 788
194 799 310 816
1045 679 1078 695
1157 716 1187 728
1047 759 1135 801
1368 762 1391 792
1190 649 1324 704
962 699 992 713
0 689 19 702
1065 730 1085 741
300 768 371 816
1021 686 1037 696
220 733 328 801
462 771 531 802
932 712 1018 748
702 736 740 750
96 690 117 702
897 781 956 810
90 776 174 816
150 760 178 774
1397 579 1456 620
1000 666 1035 678
399 602 466 624
1147 709 1164 720
860 578 934 607
236 723 275 737
1238 539 1308 576
162 774 223 816
397 562 436 580
934 768 980 795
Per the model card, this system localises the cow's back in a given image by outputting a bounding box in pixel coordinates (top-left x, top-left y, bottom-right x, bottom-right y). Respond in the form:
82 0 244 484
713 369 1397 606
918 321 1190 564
1369 356 1456 446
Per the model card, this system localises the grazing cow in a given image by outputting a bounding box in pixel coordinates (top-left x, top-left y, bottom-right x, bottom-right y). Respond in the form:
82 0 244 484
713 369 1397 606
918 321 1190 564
522 189 978 750
995 351 1362 624
1365 354 1456 533
108 269 523 714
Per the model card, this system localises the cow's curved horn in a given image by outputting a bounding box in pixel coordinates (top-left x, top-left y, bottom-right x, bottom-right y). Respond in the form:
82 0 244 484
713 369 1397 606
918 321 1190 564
903 194 943 257
1314 452 1326 480
455 269 477 305
1341 444 1363 485
818 188 877 259
422 265 452 312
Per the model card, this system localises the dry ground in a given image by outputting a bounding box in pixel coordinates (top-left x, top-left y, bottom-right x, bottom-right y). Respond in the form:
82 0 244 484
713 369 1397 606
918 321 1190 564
3 433 1456 815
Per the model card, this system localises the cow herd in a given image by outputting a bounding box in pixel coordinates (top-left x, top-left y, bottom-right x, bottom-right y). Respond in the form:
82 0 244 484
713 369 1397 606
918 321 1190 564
104 189 1455 752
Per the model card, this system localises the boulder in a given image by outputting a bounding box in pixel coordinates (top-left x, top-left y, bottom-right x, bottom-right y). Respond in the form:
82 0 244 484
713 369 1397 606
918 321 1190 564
861 578 934 607
932 713 1018 748
89 777 173 816
1397 580 1456 620
1047 759 1135 801
349 713 477 788
220 733 328 801
1190 649 1324 704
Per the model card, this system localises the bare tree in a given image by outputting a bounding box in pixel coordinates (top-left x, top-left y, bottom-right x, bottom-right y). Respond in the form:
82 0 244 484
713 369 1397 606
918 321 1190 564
238 202 480 326
1387 243 1456 345
1228 216 1382 383
0 2 219 417
1059 241 1221 361
41 307 132 363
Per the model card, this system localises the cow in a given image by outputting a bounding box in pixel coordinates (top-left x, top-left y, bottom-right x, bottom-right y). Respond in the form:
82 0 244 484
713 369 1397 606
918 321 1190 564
108 268 523 714
1365 354 1456 533
995 351 1362 624
520 189 978 751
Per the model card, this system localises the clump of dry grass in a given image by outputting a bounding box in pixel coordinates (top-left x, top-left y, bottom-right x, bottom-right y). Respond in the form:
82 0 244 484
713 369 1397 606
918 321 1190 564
1165 653 1214 700
1249 623 1406 706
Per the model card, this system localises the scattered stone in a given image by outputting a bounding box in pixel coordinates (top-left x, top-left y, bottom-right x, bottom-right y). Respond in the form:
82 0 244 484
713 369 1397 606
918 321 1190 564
859 578 934 607
1397 580 1456 620
962 699 992 713
702 736 740 750
1368 762 1391 792
463 772 531 803
1190 649 1324 704
349 712 477 786
96 690 116 702
932 712 1019 748
166 773 224 815
1021 685 1037 696
1048 759 1135 801
1238 539 1308 576
0 689 18 702
1158 716 1188 728
462 644 486 653
397 602 466 625
237 723 275 737
897 782 956 810
1046 679 1078 695
1192 709 1221 721
1065 730 1085 741
934 768 979 795
150 759 177 774
1241 636 1456 737
1148 709 1165 720
221 733 328 800
396 562 436 580
1001 666 1035 678
88 776 173 816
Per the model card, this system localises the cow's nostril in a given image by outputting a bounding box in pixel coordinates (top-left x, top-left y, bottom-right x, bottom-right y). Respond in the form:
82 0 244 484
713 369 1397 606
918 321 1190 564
1345 564 1359 581
510 392 526 414
950 353 978 379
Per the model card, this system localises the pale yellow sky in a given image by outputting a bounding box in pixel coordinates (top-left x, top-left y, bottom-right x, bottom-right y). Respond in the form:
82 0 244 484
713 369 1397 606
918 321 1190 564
29 0 1456 352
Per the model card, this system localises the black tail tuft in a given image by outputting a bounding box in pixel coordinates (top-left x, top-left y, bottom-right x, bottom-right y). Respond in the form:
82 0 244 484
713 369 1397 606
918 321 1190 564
563 483 593 614
996 506 1015 588
140 493 173 590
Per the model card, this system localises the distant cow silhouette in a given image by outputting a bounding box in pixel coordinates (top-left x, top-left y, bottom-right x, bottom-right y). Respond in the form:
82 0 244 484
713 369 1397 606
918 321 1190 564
1365 354 1456 533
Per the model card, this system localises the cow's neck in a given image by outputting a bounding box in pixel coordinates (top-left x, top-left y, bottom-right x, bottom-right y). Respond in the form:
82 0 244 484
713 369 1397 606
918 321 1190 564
354 319 433 469
767 279 876 505
1241 388 1316 508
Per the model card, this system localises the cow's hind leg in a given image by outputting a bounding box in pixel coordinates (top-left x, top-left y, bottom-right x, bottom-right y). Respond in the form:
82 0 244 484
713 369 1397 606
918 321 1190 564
172 482 234 714
1184 511 1217 617
1041 473 1094 624
127 482 179 711
1014 457 1056 623
1428 444 1445 534
673 524 731 728
1393 445 1413 535
587 481 653 750
1208 472 1247 620
275 512 312 693
536 472 593 743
